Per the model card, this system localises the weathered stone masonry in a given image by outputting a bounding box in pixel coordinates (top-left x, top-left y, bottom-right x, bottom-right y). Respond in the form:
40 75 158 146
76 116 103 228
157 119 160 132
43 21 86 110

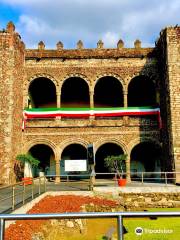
0 22 179 184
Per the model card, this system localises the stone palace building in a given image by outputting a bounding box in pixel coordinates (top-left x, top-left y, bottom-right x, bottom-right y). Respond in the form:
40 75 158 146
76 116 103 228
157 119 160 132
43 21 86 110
0 22 179 184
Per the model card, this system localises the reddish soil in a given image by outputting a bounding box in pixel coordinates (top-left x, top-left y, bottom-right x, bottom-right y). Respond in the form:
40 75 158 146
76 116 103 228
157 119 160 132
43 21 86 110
5 195 118 240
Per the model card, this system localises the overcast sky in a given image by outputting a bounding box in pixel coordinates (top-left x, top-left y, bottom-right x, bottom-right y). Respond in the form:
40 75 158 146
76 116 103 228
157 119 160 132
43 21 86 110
0 0 179 49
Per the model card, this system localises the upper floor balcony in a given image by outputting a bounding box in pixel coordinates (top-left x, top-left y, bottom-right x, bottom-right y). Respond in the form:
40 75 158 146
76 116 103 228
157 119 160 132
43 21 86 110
23 74 161 130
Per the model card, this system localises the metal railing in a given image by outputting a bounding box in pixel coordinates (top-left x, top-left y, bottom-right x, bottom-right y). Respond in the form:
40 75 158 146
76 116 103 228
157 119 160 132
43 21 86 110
44 171 180 194
1 211 180 240
47 171 179 185
91 171 179 185
129 171 178 185
0 176 46 213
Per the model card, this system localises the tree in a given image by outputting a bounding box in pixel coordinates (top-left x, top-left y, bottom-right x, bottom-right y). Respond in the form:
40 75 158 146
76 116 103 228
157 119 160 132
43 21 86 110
15 154 40 179
104 154 127 178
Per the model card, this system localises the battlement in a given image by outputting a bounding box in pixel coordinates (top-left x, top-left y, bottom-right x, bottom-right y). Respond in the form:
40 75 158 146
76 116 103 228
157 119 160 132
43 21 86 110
25 48 156 60
25 37 156 59
0 21 25 51
1 22 179 60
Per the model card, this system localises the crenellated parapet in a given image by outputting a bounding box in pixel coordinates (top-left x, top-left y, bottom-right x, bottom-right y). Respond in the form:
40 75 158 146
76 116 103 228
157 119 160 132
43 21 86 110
23 36 158 59
25 47 156 60
0 21 25 52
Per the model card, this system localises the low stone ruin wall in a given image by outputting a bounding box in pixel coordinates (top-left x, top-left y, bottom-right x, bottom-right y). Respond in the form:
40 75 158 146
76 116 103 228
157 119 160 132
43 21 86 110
119 193 180 210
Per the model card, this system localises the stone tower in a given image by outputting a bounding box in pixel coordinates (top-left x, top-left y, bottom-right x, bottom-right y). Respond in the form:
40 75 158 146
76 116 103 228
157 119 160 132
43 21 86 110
157 27 180 182
0 22 24 184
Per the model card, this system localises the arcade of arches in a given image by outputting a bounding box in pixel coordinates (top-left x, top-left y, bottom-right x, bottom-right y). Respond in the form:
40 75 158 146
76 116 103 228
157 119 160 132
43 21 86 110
26 74 161 182
27 75 158 109
26 141 163 182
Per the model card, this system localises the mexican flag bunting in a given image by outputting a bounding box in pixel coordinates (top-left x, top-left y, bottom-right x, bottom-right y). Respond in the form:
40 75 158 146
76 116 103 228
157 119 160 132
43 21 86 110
22 107 161 130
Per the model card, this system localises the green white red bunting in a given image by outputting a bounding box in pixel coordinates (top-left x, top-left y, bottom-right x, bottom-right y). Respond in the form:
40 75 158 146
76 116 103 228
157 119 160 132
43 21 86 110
22 107 161 130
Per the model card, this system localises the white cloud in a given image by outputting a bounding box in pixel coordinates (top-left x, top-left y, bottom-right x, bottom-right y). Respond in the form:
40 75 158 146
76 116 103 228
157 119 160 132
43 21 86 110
0 0 179 48
102 32 119 48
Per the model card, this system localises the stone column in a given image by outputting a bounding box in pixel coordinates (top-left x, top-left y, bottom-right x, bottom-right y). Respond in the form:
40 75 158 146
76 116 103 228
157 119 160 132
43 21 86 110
126 155 131 183
90 91 94 109
55 159 60 183
123 91 128 108
123 91 129 125
57 93 61 108
90 91 95 120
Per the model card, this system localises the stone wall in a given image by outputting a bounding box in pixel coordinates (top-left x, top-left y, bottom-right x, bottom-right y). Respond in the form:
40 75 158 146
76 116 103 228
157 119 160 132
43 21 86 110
157 27 180 183
119 193 180 210
0 22 24 184
87 192 180 211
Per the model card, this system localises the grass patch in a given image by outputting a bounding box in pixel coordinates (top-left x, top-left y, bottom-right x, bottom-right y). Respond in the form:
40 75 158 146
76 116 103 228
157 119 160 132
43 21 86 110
123 208 180 240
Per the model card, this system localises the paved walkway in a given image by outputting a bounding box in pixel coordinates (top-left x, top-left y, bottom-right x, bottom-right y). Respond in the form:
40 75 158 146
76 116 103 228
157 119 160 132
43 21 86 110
0 180 179 213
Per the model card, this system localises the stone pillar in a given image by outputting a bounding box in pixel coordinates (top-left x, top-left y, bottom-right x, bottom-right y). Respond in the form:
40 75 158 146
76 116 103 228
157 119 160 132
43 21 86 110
55 160 60 183
123 91 129 125
90 91 95 120
56 93 61 120
124 91 128 108
57 93 61 108
90 91 94 109
126 155 131 183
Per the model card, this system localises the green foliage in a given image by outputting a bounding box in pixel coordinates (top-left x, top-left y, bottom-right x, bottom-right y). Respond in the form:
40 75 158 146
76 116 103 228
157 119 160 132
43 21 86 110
16 154 40 167
105 154 127 178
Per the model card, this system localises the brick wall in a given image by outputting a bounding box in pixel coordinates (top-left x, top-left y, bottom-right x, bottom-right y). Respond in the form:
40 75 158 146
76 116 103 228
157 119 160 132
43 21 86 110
157 27 180 183
0 23 24 184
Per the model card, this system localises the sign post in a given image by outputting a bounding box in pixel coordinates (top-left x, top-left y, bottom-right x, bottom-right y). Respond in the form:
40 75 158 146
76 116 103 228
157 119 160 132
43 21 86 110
87 144 96 189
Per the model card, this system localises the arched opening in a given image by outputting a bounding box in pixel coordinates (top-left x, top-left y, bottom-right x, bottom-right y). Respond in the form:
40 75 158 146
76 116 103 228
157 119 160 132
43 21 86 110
94 77 124 107
61 144 88 177
61 77 90 108
95 143 124 178
28 77 57 108
29 144 55 177
128 76 156 107
130 142 162 181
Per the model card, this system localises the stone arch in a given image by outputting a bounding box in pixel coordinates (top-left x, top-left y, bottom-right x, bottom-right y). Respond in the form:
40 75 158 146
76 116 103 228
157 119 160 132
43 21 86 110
127 74 157 107
60 73 91 91
94 138 127 176
126 73 157 91
93 73 126 92
25 73 59 93
127 137 161 154
60 140 89 176
59 138 89 157
94 137 128 155
128 137 162 178
94 74 124 107
25 74 58 108
60 74 90 108
24 138 58 160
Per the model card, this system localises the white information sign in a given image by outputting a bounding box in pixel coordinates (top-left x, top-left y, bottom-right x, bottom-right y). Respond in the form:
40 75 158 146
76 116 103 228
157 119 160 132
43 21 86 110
65 160 87 172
